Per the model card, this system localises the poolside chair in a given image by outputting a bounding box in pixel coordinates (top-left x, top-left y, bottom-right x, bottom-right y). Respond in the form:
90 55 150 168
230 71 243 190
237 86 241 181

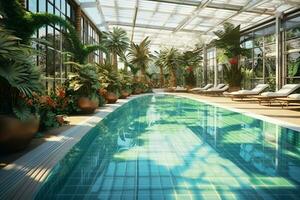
225 84 269 100
174 86 188 92
197 83 225 94
255 84 300 105
190 84 213 93
276 94 300 108
202 85 229 96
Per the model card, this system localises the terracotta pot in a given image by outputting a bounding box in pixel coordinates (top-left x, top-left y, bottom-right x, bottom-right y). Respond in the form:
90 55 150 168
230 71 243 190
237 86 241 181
78 97 99 114
134 88 142 94
0 115 40 152
120 90 130 99
105 92 118 104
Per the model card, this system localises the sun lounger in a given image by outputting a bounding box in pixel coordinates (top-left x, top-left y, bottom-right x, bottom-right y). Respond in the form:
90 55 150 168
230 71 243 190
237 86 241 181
190 84 213 93
174 86 188 92
276 94 300 108
225 84 269 100
197 83 225 94
255 84 300 105
202 85 229 96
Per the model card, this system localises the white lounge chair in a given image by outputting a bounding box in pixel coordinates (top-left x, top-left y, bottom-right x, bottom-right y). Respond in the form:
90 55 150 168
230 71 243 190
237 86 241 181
190 84 213 92
256 84 300 105
202 85 229 96
276 94 300 108
174 86 188 92
225 84 269 100
197 83 225 94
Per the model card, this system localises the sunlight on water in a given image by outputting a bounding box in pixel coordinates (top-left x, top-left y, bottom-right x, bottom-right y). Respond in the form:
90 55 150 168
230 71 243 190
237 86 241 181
36 95 300 200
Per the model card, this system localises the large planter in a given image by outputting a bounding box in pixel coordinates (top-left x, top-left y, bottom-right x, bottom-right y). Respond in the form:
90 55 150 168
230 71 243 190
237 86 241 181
0 115 40 152
105 92 118 104
120 90 130 99
78 97 99 114
133 88 142 94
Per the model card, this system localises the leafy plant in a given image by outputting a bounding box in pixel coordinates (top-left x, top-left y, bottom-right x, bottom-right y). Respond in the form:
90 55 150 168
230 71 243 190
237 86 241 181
128 37 153 83
154 51 165 88
158 48 182 87
103 27 129 72
0 27 43 120
119 70 133 92
66 62 100 99
1 0 72 44
96 61 121 94
213 22 250 88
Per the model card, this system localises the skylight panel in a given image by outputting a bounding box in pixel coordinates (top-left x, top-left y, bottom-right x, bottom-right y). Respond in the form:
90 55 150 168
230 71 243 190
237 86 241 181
157 2 176 13
118 8 134 18
99 0 114 7
176 5 196 15
137 10 154 20
138 0 158 11
117 0 136 9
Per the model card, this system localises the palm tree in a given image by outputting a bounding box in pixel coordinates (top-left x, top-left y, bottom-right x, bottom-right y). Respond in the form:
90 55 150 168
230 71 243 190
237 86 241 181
128 37 153 82
154 51 165 88
63 26 106 64
1 0 106 64
159 48 182 87
103 27 129 72
213 22 249 88
1 0 72 44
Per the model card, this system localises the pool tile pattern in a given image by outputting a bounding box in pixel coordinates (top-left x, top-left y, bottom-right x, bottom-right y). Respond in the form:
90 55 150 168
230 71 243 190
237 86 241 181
36 95 300 200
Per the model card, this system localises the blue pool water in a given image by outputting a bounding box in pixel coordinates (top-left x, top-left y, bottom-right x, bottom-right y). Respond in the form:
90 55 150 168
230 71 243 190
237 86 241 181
36 95 300 199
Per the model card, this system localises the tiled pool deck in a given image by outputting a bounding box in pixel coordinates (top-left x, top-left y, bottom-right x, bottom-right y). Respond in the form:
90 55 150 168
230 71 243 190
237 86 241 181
0 91 300 199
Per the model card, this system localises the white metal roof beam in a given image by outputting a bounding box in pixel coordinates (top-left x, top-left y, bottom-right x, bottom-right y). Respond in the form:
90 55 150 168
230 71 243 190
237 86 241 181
173 0 212 32
131 0 139 42
103 21 206 34
80 0 109 31
143 0 274 15
204 0 273 34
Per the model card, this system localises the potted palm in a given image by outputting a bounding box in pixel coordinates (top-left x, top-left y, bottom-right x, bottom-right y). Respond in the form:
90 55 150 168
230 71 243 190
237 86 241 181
119 70 133 99
97 62 120 103
159 48 182 88
128 37 153 83
213 22 250 91
66 63 100 114
0 27 43 152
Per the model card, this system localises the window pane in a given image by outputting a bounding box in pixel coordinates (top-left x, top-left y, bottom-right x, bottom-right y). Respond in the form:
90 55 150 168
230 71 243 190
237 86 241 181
39 0 46 12
29 0 37 12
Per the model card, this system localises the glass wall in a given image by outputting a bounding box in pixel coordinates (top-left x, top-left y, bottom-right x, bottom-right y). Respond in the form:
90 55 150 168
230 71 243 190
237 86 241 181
207 48 216 85
26 0 76 93
284 14 300 84
81 15 101 64
26 0 102 93
241 25 276 90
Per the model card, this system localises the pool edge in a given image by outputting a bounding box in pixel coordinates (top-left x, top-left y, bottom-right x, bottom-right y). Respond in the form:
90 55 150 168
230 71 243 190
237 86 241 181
0 94 152 200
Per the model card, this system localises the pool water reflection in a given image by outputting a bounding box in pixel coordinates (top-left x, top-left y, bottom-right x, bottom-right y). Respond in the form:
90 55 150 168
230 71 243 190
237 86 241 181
36 95 300 199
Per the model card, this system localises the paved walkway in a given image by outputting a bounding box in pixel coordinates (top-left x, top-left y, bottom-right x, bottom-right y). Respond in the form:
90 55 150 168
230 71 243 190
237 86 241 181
162 91 300 126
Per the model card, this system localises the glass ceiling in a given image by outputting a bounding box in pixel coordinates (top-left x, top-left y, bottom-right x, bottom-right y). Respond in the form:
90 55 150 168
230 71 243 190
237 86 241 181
78 0 299 50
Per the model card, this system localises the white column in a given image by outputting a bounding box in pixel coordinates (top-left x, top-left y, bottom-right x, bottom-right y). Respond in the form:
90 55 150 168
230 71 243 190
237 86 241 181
214 47 218 86
203 44 208 85
275 12 283 91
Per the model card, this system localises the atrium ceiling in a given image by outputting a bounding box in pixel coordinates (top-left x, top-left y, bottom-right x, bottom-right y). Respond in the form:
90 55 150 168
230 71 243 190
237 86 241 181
78 0 300 50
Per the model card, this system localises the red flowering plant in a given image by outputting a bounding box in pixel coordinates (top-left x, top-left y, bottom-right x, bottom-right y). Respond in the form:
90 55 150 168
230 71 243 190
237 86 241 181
21 87 69 131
